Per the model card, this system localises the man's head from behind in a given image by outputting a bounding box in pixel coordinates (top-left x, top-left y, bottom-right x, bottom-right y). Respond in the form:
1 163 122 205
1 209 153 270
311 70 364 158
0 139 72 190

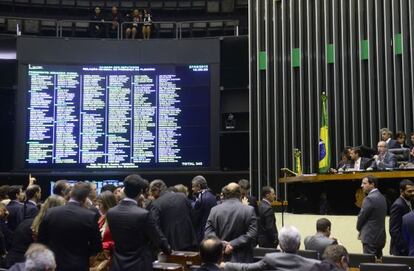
222 182 241 200
278 226 301 253
123 174 147 199
192 175 208 195
26 185 41 202
8 185 24 202
149 179 167 199
24 243 56 271
52 180 70 198
400 179 414 201
316 218 331 237
322 244 349 270
262 186 275 202
70 182 91 204
199 235 223 265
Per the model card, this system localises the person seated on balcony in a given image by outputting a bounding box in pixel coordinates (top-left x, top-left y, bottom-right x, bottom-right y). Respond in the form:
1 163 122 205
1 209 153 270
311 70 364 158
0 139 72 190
125 9 142 39
90 6 105 38
142 9 152 40
329 147 352 173
380 127 400 149
107 6 122 39
395 131 410 149
367 141 397 170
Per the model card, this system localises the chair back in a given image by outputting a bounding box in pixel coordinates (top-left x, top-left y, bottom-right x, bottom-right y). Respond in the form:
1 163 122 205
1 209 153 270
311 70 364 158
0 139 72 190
348 253 376 268
297 249 319 260
383 255 414 269
360 263 410 271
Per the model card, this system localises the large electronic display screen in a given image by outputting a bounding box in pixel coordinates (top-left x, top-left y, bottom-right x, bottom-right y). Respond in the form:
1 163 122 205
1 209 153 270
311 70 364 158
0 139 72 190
24 64 211 169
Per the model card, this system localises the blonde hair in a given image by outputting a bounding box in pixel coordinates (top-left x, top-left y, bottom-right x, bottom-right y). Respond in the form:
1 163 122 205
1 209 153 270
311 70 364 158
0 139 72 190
31 195 65 234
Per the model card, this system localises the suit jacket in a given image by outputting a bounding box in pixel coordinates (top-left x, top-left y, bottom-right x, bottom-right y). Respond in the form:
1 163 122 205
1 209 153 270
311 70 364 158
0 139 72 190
349 157 370 170
38 202 102 271
356 189 387 247
402 212 414 256
6 200 23 231
369 152 397 170
309 260 343 271
388 139 400 149
5 218 34 267
196 263 221 271
192 189 217 243
205 198 257 263
389 197 411 255
107 200 171 271
224 252 319 271
22 201 39 220
304 233 337 256
150 191 197 250
257 200 278 248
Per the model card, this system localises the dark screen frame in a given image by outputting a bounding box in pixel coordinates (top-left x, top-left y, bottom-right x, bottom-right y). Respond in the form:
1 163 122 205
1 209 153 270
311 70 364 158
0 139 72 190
15 37 220 171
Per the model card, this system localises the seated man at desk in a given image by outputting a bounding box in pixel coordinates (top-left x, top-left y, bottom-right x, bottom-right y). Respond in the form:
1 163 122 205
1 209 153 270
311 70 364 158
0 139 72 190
348 147 370 171
367 141 397 170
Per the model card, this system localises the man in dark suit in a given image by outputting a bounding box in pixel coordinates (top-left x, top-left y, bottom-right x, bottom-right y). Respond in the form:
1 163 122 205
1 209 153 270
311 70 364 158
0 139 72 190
390 179 414 255
191 175 217 243
348 147 370 171
38 182 102 271
107 174 171 271
205 182 257 263
304 218 337 256
149 179 197 251
222 226 319 271
6 185 24 232
257 186 278 248
196 235 223 271
402 209 414 256
238 179 258 216
381 128 400 149
22 185 41 220
367 141 397 170
356 175 387 258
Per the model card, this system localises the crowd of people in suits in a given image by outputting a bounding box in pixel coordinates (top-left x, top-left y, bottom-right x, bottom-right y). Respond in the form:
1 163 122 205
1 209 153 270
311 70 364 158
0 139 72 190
332 128 414 172
0 173 413 270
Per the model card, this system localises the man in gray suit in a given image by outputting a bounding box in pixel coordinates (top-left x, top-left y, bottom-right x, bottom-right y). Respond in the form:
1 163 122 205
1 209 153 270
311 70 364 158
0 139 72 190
205 182 257 263
222 226 319 271
356 175 387 258
367 141 397 170
304 218 337 256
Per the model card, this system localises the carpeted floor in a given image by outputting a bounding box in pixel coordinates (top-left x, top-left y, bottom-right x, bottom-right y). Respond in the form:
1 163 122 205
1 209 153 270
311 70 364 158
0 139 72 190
275 213 391 255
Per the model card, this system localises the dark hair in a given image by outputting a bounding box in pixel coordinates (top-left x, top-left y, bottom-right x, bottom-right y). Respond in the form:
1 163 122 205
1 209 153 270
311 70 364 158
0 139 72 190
262 186 274 198
8 185 22 200
399 179 414 192
100 184 117 193
97 191 117 213
322 244 349 263
53 180 68 196
199 235 223 264
238 179 250 190
363 175 379 188
123 174 146 199
192 175 208 189
316 218 331 232
396 131 406 139
70 182 91 202
25 185 41 200
167 186 178 192
351 147 361 156
0 185 9 200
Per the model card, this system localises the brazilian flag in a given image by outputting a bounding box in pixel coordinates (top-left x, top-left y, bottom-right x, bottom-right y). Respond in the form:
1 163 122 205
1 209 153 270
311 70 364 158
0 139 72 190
319 93 330 173
294 149 302 175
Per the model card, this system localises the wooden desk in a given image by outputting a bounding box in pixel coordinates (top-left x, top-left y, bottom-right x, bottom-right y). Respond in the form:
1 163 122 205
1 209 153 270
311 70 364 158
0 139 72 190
279 170 414 184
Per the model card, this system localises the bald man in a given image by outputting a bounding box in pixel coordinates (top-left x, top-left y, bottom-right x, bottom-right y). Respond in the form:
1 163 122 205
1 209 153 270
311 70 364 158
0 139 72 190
196 236 223 271
205 183 257 263
368 141 397 170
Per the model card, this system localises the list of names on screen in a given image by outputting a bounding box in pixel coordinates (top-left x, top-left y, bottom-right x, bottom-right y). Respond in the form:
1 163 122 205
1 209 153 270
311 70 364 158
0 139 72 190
26 64 210 169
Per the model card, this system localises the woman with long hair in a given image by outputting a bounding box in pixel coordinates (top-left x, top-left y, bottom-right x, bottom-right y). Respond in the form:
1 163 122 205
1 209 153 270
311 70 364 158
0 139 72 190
5 195 65 268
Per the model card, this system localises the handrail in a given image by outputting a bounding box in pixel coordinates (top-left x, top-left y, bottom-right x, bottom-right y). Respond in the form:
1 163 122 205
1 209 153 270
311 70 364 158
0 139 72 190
0 16 240 39
57 19 120 39
0 16 59 37
119 21 178 39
